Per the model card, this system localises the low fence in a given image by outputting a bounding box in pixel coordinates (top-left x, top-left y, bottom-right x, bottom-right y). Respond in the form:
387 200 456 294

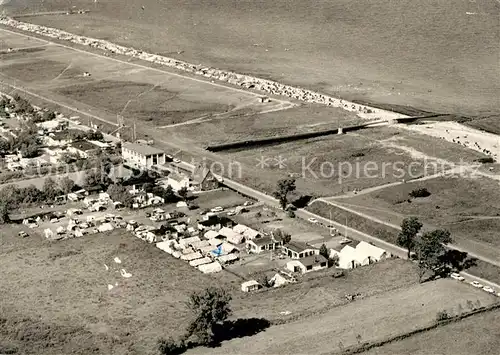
205 122 376 152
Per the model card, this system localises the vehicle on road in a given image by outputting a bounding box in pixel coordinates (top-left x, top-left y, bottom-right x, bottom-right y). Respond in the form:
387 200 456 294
340 237 352 244
450 273 465 281
227 210 236 216
243 201 253 206
470 281 483 288
211 206 224 213
173 158 181 163
308 217 318 224
483 286 495 294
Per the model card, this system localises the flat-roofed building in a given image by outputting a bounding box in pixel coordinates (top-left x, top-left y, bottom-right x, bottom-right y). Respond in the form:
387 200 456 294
122 142 166 170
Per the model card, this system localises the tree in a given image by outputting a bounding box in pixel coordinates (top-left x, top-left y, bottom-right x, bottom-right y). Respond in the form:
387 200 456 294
415 229 453 282
0 201 10 224
272 229 291 244
0 139 10 155
397 217 423 259
142 182 155 193
178 186 189 201
83 169 104 188
319 243 329 259
107 184 134 207
273 178 296 210
409 188 431 198
42 177 60 202
58 176 75 194
185 287 232 345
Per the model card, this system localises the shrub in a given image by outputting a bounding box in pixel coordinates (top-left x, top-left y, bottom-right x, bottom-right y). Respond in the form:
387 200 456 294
157 337 186 355
287 210 296 218
476 157 495 164
409 188 431 198
435 310 449 322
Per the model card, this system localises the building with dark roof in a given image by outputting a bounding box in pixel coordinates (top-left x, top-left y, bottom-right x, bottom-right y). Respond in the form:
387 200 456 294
286 254 328 274
282 241 318 259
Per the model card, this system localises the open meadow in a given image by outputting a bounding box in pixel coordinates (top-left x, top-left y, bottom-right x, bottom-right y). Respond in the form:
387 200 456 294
0 218 443 355
361 307 500 355
0 29 287 128
186 278 497 355
223 130 462 197
6 0 499 119
168 105 367 146
338 176 500 253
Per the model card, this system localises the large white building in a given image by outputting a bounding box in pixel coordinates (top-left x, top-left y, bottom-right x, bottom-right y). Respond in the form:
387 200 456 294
122 142 166 170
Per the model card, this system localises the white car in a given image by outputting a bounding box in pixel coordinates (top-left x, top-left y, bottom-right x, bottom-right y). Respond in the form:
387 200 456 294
483 286 496 294
450 273 465 281
470 281 483 288
339 237 352 244
173 158 181 163
308 217 318 224
227 210 236 216
211 206 224 213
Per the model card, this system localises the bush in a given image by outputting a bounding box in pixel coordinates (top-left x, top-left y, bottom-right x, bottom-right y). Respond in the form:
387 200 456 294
287 210 295 218
157 337 186 355
409 188 431 198
476 157 495 164
435 310 449 322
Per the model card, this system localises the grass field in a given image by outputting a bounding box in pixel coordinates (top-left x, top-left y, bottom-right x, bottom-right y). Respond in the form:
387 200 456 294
9 0 499 119
341 176 500 251
0 219 434 355
168 105 367 146
224 132 449 196
0 30 286 128
361 307 500 355
186 279 497 355
307 200 400 244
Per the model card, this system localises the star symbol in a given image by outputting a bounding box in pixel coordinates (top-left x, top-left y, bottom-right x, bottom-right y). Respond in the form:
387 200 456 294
273 155 287 169
256 155 273 169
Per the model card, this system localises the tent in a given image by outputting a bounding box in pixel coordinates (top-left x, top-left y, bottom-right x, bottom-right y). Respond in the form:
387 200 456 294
337 245 360 269
191 240 211 250
178 236 201 249
44 228 54 239
204 230 220 239
198 261 222 274
355 241 388 264
232 224 249 234
189 257 212 267
156 241 174 253
217 253 239 264
181 251 203 261
270 273 291 288
98 223 114 233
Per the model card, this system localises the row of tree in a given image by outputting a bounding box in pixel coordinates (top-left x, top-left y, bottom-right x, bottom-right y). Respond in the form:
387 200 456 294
0 176 75 223
397 216 474 282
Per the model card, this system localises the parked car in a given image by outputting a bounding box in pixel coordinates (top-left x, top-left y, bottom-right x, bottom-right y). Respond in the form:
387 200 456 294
173 158 181 163
339 237 352 244
483 286 496 294
470 281 483 288
308 217 318 224
450 273 465 281
227 210 236 216
211 206 224 213
18 231 28 238
243 201 253 206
